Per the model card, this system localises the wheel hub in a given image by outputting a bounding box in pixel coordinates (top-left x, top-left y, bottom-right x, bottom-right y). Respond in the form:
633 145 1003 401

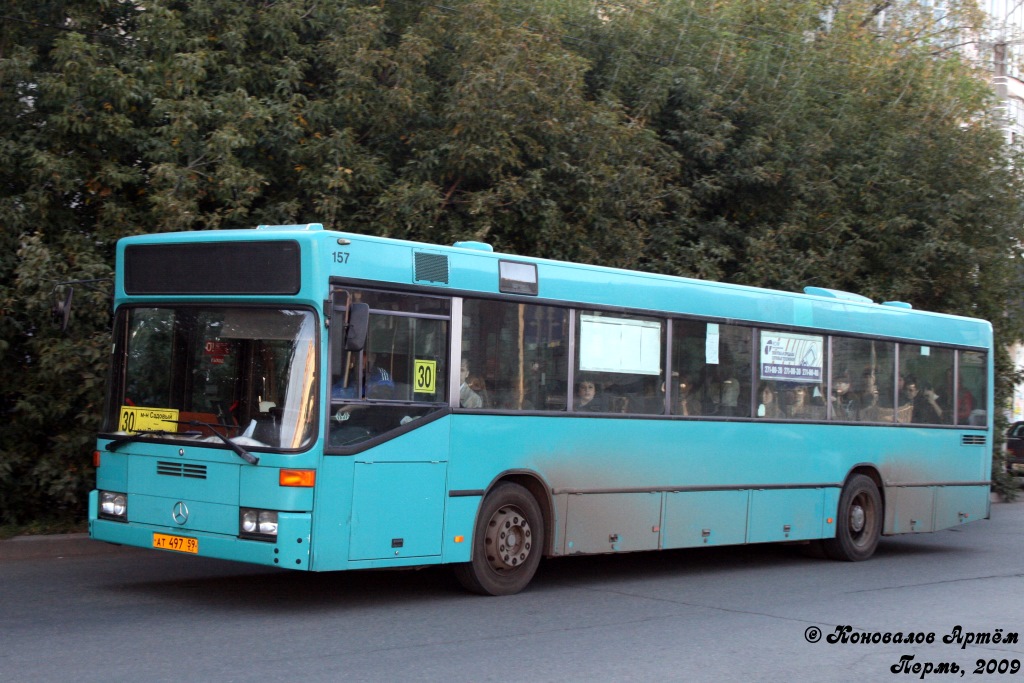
484 505 532 573
849 504 866 534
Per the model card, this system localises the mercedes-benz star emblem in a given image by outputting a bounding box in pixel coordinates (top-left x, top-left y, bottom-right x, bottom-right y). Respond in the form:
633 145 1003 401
172 501 189 525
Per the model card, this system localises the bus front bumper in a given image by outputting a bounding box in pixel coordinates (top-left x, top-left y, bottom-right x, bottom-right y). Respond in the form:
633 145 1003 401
88 490 312 570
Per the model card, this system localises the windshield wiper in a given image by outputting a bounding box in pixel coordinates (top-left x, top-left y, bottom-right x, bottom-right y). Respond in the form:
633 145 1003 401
182 419 260 465
105 420 259 465
105 429 201 452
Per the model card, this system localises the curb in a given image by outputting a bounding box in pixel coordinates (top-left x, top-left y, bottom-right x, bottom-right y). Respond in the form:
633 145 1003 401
0 533 137 562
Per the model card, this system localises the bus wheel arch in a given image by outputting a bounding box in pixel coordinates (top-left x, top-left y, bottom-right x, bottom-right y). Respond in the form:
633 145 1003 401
847 465 885 510
823 471 883 562
499 472 553 554
454 477 547 596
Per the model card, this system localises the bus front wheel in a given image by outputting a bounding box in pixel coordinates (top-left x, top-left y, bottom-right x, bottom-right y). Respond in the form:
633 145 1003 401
454 482 544 596
823 474 882 561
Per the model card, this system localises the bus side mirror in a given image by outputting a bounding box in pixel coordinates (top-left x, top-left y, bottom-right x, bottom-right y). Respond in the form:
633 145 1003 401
345 303 369 352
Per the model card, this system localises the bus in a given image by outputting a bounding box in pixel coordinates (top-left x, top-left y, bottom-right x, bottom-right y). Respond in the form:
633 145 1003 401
89 223 993 595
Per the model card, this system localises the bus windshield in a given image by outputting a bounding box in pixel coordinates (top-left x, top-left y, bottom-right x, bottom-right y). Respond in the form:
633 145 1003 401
106 306 318 451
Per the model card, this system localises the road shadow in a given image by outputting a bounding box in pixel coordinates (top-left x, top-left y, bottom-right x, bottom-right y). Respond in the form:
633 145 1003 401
100 533 965 613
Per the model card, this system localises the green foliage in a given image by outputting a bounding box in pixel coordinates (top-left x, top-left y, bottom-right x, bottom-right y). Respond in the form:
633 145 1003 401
0 517 88 541
1 0 1022 522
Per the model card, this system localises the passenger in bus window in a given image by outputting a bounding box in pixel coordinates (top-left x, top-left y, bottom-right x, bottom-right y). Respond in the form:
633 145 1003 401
876 374 909 423
574 378 609 412
469 376 488 408
459 359 484 408
911 380 944 424
856 370 881 422
757 384 783 419
708 373 740 416
674 373 700 416
943 368 974 423
903 376 919 404
636 378 666 414
332 353 392 399
831 372 858 420
787 385 822 420
884 374 913 422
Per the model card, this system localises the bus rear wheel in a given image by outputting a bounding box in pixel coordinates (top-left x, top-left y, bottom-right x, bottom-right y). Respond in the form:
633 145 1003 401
454 482 544 596
823 474 882 562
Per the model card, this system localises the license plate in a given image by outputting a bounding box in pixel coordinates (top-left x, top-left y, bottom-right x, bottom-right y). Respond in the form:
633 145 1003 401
153 532 198 554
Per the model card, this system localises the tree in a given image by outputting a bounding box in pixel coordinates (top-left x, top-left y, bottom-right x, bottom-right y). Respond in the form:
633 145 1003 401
579 0 1024 495
1 0 1021 521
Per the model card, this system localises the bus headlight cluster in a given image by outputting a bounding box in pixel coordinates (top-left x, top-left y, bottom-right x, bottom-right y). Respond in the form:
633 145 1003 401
99 491 127 521
239 508 278 541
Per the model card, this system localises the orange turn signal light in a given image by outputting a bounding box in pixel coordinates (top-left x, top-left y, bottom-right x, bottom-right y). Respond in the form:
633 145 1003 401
93 451 101 468
279 469 316 487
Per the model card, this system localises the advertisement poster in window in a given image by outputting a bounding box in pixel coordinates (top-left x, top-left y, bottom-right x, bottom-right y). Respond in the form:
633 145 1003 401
760 332 824 382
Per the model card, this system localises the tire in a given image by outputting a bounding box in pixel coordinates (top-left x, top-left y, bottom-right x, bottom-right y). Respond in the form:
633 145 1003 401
453 482 544 596
822 474 882 561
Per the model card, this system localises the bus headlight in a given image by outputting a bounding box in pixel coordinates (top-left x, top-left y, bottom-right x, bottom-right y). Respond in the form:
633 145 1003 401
99 491 128 521
239 508 278 541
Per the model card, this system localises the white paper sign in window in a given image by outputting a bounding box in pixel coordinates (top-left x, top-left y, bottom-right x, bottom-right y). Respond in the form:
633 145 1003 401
706 323 720 365
579 315 662 375
760 331 824 382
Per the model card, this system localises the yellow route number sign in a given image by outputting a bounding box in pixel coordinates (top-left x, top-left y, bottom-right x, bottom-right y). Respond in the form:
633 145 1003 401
119 406 180 434
413 360 437 395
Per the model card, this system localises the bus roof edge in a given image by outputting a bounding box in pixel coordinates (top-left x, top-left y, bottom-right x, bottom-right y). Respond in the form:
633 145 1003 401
803 286 873 304
256 223 324 231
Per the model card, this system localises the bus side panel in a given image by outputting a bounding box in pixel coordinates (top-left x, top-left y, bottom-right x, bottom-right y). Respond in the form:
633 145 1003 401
448 416 989 557
884 487 935 533
662 490 750 548
933 486 990 530
822 487 841 538
563 492 662 554
349 461 446 560
448 417 849 546
310 417 451 571
884 485 990 534
442 495 480 563
747 489 826 543
309 456 356 571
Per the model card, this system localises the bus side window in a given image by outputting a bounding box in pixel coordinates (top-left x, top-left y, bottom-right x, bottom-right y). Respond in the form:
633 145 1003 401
957 351 986 426
830 337 895 423
461 299 569 411
671 321 752 418
573 311 665 415
898 343 955 426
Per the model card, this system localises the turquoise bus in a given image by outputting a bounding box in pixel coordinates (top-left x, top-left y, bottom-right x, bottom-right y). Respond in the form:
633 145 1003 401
89 224 993 595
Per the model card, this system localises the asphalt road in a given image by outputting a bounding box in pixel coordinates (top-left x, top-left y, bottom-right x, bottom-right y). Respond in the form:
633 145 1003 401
2 500 1023 683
